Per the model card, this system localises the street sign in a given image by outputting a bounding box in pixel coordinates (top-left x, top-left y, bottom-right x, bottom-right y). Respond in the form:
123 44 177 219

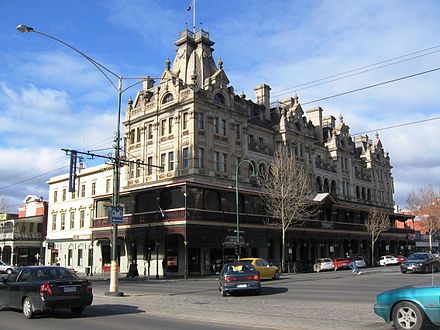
110 206 124 224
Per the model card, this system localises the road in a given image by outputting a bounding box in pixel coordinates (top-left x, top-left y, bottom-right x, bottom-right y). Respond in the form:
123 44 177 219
0 266 438 329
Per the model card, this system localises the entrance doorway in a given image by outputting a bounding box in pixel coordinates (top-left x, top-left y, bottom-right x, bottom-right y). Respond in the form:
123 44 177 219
188 248 200 274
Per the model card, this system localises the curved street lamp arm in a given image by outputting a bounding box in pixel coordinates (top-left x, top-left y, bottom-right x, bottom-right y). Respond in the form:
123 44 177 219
17 25 119 92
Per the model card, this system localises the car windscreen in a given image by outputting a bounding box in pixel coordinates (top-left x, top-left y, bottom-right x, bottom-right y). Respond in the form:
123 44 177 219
407 254 428 260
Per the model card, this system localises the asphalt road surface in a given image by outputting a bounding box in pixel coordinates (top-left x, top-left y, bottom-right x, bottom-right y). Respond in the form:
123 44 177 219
1 266 439 330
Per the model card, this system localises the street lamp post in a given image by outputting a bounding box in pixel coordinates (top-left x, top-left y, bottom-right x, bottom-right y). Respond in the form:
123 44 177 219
235 160 256 259
17 24 148 296
183 186 188 280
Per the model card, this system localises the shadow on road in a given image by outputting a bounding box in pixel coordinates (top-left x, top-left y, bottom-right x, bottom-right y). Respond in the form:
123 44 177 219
38 304 145 319
260 286 288 295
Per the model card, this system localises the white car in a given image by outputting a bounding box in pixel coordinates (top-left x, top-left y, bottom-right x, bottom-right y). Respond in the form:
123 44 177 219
313 258 335 272
379 255 399 266
0 260 14 274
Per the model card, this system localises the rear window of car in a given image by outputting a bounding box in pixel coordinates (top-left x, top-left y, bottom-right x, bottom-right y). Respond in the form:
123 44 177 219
225 263 256 274
35 267 78 281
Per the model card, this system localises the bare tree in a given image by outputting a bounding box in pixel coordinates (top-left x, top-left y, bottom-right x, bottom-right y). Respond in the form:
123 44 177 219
407 184 440 251
366 207 390 266
258 146 317 272
0 194 11 213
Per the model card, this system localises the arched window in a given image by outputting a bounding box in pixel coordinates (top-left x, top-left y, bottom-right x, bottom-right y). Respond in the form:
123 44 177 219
316 177 323 192
258 163 266 177
331 180 337 195
361 187 366 200
214 93 225 104
323 178 330 193
356 186 360 199
162 93 174 104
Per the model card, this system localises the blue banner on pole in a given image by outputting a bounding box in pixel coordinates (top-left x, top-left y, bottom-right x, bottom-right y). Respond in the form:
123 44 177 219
68 151 77 193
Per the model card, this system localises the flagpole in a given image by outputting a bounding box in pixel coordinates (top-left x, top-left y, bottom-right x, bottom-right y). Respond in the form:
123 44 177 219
193 0 196 33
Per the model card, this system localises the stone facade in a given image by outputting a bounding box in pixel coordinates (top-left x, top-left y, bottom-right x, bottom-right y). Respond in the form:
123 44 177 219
48 29 411 276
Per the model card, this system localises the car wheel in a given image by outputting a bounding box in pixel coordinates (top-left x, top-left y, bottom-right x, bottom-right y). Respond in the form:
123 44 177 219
273 271 280 280
392 301 425 330
6 268 12 275
71 307 84 315
401 270 407 274
23 297 35 319
220 285 227 297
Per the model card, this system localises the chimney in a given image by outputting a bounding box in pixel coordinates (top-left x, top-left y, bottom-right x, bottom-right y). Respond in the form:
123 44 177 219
254 84 271 121
143 76 155 90
306 107 323 141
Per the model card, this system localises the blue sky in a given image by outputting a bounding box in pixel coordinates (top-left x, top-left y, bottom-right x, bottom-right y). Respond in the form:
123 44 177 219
1 0 440 210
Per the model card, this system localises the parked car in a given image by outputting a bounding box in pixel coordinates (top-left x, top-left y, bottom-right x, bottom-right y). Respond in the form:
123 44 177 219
395 255 406 264
218 261 261 296
374 284 440 330
0 266 93 318
332 258 351 270
355 256 367 268
239 258 280 280
400 252 440 274
379 255 399 266
0 261 14 274
313 258 335 272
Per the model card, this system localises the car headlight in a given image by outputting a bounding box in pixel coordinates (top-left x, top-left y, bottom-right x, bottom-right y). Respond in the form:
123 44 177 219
417 263 424 267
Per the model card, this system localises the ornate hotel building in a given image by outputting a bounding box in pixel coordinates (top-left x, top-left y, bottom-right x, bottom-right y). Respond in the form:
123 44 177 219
46 29 413 276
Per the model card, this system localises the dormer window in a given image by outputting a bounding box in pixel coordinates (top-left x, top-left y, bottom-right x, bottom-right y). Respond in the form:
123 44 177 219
214 93 225 104
162 93 174 104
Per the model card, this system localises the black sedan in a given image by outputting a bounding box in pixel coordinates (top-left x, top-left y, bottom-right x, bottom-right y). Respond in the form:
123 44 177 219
218 261 261 296
400 252 440 273
0 266 93 318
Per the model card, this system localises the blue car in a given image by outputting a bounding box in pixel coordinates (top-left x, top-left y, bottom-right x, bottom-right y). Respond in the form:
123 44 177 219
374 284 440 330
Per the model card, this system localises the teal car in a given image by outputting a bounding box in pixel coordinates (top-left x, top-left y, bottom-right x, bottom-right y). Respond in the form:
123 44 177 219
374 284 440 330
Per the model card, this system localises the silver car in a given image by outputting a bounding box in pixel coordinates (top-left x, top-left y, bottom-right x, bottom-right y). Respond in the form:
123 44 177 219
313 258 335 272
355 256 367 268
0 261 14 274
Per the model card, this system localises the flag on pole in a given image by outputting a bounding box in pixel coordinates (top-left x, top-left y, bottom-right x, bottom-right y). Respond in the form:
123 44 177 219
158 205 170 221
187 1 192 11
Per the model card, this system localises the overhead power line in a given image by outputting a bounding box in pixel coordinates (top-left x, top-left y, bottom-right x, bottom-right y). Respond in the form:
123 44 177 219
353 116 440 136
301 66 440 105
270 44 440 98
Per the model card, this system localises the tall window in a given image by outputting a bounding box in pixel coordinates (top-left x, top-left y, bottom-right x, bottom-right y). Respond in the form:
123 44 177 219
71 192 75 200
147 156 153 175
70 211 75 229
130 129 135 144
236 157 241 175
161 153 166 172
222 153 227 172
168 117 174 134
161 119 166 136
214 151 220 171
183 112 189 130
136 127 141 143
52 214 57 231
148 123 153 139
68 249 73 266
78 249 83 266
136 160 141 177
221 119 226 135
80 184 85 198
198 147 205 168
197 113 204 130
168 151 174 171
183 148 189 169
61 213 65 230
62 189 66 201
106 178 111 193
236 124 241 140
214 117 219 134
91 182 96 196
129 162 135 178
80 210 85 228
53 190 58 203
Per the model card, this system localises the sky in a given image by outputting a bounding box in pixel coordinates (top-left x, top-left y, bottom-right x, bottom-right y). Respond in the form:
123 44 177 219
1 0 440 211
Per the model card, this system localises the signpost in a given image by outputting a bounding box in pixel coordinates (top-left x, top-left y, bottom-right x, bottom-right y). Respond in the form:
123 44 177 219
110 206 123 224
